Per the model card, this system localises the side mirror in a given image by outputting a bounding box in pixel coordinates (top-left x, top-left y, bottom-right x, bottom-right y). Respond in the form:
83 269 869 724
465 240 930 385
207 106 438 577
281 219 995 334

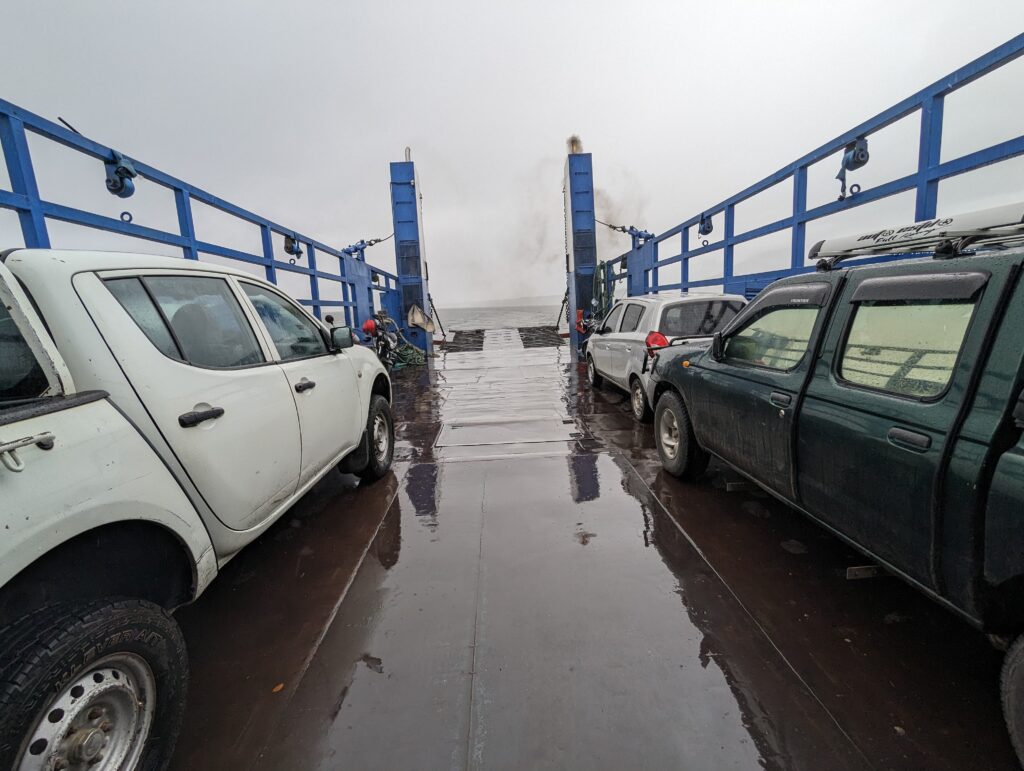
331 326 355 350
711 332 725 361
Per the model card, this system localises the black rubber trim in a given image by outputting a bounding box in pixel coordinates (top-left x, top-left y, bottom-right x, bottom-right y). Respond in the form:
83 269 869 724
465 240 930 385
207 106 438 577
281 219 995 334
851 271 989 302
0 390 108 428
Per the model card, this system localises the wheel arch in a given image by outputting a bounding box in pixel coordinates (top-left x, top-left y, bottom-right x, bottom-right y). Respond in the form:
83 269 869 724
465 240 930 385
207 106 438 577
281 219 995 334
0 520 198 629
652 379 682 407
371 372 391 403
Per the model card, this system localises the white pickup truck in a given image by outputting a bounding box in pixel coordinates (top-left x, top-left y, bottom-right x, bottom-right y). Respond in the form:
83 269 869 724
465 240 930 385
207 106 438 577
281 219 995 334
0 249 393 770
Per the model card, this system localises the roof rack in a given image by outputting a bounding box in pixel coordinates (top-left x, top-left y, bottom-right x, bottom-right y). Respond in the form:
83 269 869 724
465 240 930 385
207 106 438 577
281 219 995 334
808 202 1024 271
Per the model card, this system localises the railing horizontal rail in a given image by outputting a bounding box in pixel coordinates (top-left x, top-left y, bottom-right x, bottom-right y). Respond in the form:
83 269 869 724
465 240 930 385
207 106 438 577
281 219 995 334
0 96 399 328
609 33 1024 300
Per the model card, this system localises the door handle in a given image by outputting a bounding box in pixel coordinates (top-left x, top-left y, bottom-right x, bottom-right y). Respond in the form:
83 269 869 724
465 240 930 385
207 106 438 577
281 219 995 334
887 427 931 451
178 407 225 428
294 380 317 393
0 432 56 472
769 391 792 408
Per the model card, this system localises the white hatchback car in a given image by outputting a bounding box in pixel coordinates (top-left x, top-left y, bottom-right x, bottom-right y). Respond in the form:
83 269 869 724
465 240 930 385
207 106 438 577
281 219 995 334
584 293 747 421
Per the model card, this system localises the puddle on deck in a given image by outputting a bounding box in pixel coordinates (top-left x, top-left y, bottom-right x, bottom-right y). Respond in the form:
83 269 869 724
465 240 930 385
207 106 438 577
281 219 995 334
171 330 1015 770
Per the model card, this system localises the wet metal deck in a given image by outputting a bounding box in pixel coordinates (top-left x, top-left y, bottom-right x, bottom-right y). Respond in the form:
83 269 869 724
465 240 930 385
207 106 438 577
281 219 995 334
171 330 1016 770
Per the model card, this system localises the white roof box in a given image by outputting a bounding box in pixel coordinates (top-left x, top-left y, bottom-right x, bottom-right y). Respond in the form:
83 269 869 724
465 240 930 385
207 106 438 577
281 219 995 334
808 202 1024 266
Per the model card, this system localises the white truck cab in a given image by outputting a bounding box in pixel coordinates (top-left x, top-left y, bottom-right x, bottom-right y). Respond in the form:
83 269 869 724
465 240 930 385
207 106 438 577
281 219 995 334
0 249 393 770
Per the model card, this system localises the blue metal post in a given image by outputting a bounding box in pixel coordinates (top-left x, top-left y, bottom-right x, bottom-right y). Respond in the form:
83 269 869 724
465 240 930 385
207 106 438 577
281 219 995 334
916 95 944 220
306 242 321 319
389 160 432 354
565 152 596 351
0 114 49 247
174 189 198 260
723 205 735 292
791 166 807 269
681 227 689 289
260 225 276 283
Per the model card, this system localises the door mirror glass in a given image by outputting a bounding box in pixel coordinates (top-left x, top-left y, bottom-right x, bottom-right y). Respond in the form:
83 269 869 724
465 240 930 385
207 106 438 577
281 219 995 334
711 332 724 361
331 326 355 350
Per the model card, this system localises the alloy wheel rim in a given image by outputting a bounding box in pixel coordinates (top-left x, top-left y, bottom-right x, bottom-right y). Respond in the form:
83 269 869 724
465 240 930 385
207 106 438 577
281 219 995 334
17 652 156 771
588 360 596 384
660 410 680 459
372 413 390 464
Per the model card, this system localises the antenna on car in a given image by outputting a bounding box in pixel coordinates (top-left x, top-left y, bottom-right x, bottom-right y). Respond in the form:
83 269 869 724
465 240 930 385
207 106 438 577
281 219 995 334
808 202 1024 271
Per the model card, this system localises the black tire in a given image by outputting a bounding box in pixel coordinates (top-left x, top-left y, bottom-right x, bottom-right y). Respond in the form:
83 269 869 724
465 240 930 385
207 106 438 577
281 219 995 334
587 355 604 388
630 377 653 423
356 395 394 483
0 598 187 771
654 390 710 480
1001 634 1024 766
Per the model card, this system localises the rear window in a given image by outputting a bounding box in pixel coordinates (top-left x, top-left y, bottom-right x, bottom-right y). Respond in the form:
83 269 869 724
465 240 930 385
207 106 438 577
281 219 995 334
839 299 975 399
659 300 744 337
106 275 265 369
0 300 48 403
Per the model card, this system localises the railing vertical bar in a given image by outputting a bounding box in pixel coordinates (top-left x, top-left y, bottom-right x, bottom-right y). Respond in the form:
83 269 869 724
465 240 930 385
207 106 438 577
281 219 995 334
0 114 49 248
723 205 735 285
260 225 276 283
916 97 944 220
792 168 807 269
681 227 689 290
306 242 321 319
174 189 198 260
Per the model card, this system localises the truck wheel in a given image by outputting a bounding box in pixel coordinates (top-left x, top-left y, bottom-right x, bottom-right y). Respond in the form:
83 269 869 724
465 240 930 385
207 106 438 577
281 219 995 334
654 391 709 480
587 356 604 388
630 378 653 423
0 598 187 771
1001 634 1024 765
356 395 394 483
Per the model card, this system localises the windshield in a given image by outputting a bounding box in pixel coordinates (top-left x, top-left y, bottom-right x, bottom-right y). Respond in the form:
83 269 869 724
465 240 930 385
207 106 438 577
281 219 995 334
0 299 49 404
659 299 745 338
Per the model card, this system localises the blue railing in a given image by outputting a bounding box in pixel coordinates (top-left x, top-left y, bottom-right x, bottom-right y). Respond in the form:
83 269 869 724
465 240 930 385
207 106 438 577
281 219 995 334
0 98 400 329
609 33 1024 299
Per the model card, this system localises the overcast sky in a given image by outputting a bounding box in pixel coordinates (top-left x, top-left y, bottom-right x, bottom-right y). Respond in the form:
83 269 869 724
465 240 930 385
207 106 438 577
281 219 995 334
2 1 1023 306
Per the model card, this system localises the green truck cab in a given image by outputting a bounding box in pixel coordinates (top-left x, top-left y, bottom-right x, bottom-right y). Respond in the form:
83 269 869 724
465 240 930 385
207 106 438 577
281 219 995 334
646 205 1024 758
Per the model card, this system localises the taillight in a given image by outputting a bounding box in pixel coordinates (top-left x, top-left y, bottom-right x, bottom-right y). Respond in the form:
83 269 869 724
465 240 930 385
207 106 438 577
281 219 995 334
645 331 669 355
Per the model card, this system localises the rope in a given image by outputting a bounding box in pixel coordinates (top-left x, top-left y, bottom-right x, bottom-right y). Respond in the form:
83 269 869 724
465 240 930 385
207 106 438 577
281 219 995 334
381 316 426 369
429 294 447 340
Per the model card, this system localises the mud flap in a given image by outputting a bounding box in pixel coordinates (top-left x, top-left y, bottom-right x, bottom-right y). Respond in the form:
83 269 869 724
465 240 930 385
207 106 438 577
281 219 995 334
337 430 369 474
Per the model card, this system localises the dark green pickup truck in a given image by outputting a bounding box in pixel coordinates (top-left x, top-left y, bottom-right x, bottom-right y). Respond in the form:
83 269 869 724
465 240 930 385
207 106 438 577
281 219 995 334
647 207 1024 758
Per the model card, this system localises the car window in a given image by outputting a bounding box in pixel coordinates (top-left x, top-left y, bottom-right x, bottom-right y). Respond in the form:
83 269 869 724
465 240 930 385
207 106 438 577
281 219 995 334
620 304 645 333
106 278 183 361
724 306 818 371
601 304 624 334
0 299 49 402
241 282 328 361
661 300 744 337
144 276 265 368
839 299 975 398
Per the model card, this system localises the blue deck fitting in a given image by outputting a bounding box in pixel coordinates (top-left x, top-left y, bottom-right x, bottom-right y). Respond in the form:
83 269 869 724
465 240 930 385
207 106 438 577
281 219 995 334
0 98 401 335
389 160 432 354
604 32 1024 300
564 152 596 351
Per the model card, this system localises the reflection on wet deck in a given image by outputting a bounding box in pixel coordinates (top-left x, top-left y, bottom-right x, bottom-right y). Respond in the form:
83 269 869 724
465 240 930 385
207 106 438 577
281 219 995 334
171 338 1016 770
